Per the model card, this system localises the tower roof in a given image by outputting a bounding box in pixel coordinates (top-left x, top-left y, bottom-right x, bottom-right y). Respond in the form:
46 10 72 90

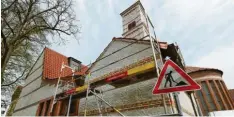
120 0 145 16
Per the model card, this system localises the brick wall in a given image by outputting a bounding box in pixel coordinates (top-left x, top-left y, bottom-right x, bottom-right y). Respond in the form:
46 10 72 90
79 78 175 116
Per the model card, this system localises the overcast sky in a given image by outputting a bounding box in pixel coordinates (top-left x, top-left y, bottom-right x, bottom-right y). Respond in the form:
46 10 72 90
50 0 234 89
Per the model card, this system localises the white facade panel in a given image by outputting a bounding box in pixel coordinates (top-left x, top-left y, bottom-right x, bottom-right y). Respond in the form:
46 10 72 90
14 52 45 112
89 40 154 81
25 67 43 85
28 52 44 75
13 52 58 115
12 104 38 116
20 76 42 96
123 15 141 29
122 6 140 25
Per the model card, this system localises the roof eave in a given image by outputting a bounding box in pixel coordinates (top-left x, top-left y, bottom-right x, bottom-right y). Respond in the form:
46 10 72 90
188 69 223 76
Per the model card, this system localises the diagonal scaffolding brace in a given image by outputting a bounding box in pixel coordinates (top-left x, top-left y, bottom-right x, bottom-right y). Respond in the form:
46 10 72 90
90 90 125 116
50 62 75 116
83 72 125 116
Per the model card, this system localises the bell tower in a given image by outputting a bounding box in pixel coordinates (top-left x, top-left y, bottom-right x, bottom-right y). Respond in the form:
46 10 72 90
120 0 149 39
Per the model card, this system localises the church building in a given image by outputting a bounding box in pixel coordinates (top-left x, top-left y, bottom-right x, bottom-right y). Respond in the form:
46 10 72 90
12 1 234 116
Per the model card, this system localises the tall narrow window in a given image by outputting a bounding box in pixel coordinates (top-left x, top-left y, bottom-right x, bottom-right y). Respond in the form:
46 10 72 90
218 81 232 109
201 81 216 111
195 90 209 115
57 99 79 116
128 21 136 31
37 98 79 116
36 99 52 116
45 100 51 115
210 80 224 110
69 99 79 115
37 103 44 116
60 100 68 116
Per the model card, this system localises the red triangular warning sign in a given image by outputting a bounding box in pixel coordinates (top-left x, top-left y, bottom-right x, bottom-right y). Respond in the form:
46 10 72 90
152 59 201 95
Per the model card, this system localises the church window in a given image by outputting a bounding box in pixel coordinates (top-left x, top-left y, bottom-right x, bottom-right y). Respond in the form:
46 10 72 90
128 21 136 31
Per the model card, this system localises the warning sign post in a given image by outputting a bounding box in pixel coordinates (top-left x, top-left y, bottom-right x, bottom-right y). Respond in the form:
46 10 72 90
152 59 201 95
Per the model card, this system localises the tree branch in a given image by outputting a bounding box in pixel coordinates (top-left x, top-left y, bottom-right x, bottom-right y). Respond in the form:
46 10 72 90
22 0 37 24
1 0 17 12
1 0 79 88
1 64 27 87
2 17 15 35
1 31 8 49
28 2 60 21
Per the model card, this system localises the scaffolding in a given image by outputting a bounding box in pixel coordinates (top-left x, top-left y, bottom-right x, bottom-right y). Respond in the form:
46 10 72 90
49 13 185 117
50 41 170 116
49 35 185 116
83 72 125 116
50 62 76 116
50 62 126 116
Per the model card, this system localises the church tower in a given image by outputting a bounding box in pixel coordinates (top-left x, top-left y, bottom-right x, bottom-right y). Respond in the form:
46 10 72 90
120 0 149 39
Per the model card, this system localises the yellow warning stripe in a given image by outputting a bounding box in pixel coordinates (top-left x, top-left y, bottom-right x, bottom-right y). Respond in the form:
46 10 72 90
75 85 88 92
71 62 155 93
127 61 155 76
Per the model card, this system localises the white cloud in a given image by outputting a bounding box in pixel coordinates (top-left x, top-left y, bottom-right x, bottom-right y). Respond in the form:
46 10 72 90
193 42 234 89
141 0 154 11
161 0 232 21
107 0 115 11
153 0 234 36
76 0 86 12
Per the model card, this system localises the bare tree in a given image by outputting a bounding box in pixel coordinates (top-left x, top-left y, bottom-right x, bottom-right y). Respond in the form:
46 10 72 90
1 0 80 104
1 0 79 84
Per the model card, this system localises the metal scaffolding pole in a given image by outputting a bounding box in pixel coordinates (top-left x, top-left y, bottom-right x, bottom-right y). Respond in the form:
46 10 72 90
84 73 91 116
50 62 75 116
50 62 65 114
67 95 73 116
94 89 102 116
145 13 168 114
67 69 75 117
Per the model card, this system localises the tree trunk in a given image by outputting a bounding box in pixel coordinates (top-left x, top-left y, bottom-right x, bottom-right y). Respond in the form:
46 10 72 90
1 46 13 84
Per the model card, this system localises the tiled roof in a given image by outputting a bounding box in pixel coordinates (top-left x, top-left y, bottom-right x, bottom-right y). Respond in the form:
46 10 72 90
185 66 223 75
43 47 88 79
